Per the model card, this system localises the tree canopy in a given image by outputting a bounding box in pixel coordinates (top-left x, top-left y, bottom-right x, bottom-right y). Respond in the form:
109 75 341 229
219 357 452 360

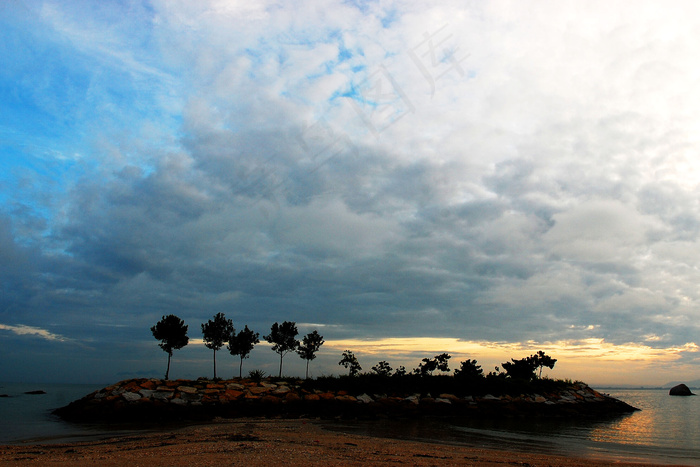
532 350 557 378
454 359 483 381
297 330 324 379
502 351 557 381
201 313 234 380
227 325 260 378
416 353 451 376
265 321 299 377
151 314 189 380
371 360 393 376
339 350 362 376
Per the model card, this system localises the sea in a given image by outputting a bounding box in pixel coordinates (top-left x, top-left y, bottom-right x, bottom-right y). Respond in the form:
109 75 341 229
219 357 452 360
1 383 700 465
0 382 155 445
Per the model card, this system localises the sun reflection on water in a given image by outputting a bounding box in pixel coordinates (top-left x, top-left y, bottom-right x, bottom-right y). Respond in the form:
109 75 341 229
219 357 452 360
589 389 700 450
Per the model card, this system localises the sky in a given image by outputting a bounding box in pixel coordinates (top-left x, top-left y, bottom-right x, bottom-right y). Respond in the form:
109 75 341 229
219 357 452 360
2 0 700 387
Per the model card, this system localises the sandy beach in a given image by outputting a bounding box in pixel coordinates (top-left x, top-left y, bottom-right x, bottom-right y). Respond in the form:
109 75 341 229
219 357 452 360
0 418 684 466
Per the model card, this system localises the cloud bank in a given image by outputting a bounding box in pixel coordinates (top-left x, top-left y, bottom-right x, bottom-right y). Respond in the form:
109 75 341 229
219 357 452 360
2 0 700 384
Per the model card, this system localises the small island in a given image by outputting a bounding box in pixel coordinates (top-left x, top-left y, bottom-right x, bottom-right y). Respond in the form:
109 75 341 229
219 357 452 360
54 317 637 424
53 375 636 424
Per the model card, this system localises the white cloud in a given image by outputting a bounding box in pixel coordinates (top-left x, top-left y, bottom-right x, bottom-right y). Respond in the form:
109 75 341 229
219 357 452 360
0 324 71 343
545 200 661 262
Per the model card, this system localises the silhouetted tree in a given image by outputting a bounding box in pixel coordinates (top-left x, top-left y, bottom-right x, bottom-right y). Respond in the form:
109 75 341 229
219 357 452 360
228 325 260 378
454 359 484 381
371 361 393 376
487 366 506 380
502 351 557 381
416 353 451 376
393 366 407 377
339 350 362 376
532 350 557 378
201 313 234 380
151 314 189 380
265 321 299 377
502 357 537 380
297 330 324 379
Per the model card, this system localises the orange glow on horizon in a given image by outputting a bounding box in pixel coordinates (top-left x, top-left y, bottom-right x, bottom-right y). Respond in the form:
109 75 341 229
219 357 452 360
322 337 700 386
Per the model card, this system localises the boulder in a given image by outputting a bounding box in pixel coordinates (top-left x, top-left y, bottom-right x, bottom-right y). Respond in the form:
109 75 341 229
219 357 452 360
669 383 695 396
122 392 142 402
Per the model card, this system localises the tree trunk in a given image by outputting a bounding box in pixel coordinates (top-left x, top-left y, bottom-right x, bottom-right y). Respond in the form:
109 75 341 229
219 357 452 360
305 360 310 379
213 349 217 379
239 357 243 378
278 354 283 378
165 351 172 380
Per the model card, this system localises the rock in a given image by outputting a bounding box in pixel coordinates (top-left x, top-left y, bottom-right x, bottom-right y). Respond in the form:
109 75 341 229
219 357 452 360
152 391 173 401
180 392 202 402
24 390 46 395
122 392 142 402
669 383 695 396
222 389 244 401
335 394 356 402
405 395 420 404
438 393 460 403
357 393 374 404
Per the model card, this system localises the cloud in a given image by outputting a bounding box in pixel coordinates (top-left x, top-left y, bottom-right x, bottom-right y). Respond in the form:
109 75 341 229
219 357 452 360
0 324 71 343
3 0 700 384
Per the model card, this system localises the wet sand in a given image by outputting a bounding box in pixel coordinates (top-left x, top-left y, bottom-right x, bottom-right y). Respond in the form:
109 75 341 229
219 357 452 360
0 418 685 466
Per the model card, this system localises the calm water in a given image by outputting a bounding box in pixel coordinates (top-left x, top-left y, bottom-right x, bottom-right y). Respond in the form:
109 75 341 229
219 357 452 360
0 382 145 444
446 389 700 465
330 389 700 466
2 384 700 464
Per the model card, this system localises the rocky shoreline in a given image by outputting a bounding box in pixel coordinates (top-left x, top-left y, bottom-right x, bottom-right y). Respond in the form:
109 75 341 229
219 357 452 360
53 378 638 423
